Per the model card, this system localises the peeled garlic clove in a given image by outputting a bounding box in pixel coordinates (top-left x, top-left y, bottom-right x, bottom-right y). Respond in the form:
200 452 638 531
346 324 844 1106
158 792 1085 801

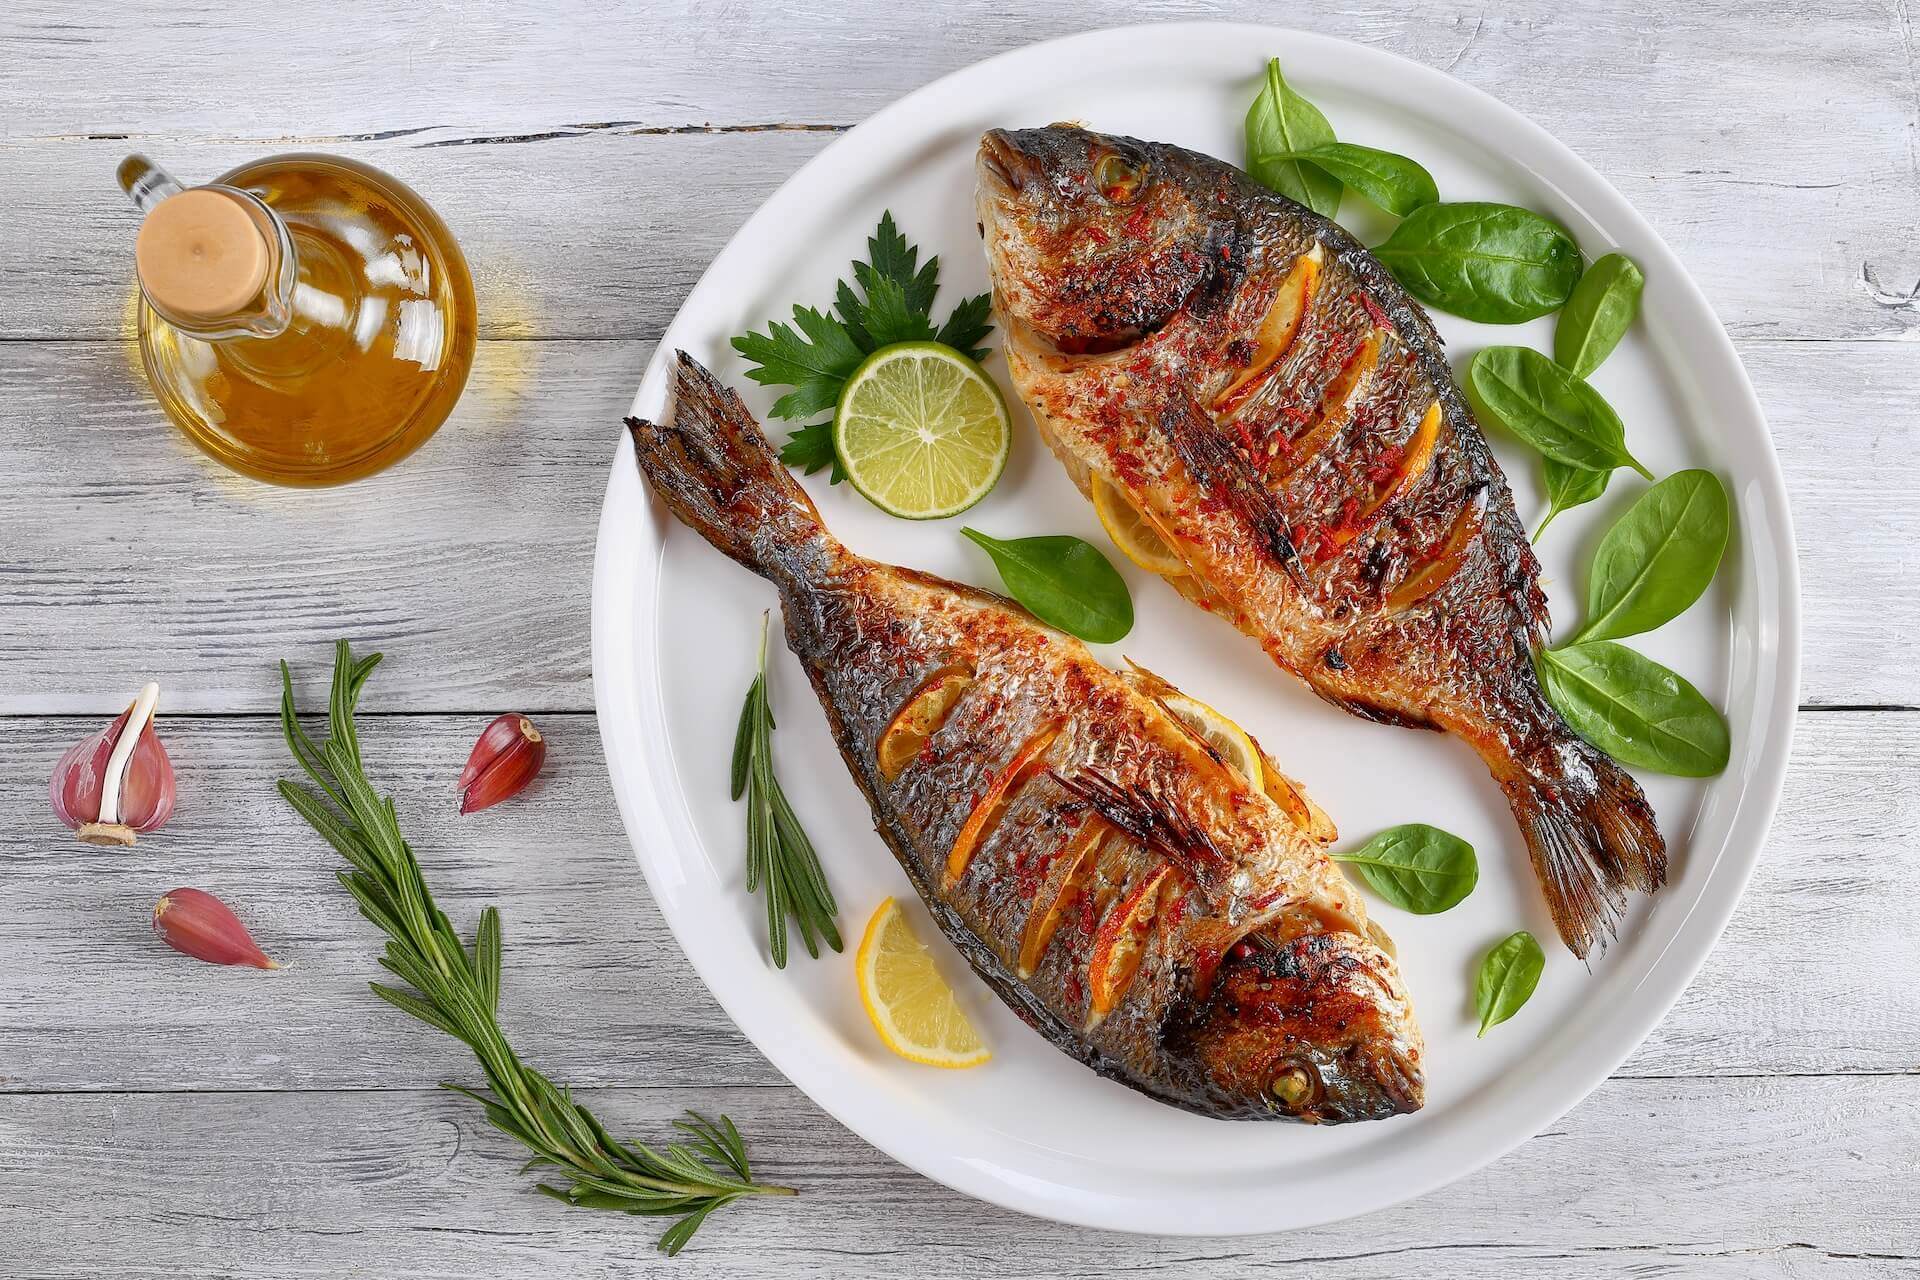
458 714 546 815
51 682 176 847
153 888 279 969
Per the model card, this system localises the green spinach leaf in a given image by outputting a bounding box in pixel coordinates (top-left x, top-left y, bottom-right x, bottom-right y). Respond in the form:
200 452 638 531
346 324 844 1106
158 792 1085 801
1574 469 1729 643
1333 823 1478 914
1535 459 1609 540
1372 202 1581 323
1537 642 1730 776
1475 931 1545 1036
1270 142 1437 217
1554 251 1644 377
962 527 1134 644
1245 58 1343 219
1466 346 1652 478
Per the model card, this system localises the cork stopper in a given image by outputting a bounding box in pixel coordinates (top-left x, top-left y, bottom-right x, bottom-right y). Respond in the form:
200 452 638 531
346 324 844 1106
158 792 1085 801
134 188 269 321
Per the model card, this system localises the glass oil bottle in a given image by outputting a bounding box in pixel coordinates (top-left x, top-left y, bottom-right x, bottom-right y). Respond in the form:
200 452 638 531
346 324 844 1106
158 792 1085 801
118 152 477 485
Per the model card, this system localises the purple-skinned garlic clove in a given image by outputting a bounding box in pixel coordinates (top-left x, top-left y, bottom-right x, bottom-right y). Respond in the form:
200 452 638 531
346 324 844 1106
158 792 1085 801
153 888 279 969
457 714 546 814
51 682 176 846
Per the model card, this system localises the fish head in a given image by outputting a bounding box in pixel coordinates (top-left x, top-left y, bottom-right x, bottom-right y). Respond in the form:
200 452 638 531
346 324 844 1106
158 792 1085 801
1182 929 1425 1123
977 125 1224 353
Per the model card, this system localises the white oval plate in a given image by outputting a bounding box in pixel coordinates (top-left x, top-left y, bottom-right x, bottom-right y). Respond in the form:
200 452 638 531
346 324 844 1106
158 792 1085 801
592 24 1799 1235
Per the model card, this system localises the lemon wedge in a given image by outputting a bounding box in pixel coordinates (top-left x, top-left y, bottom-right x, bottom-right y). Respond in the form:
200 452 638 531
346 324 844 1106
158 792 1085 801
856 898 991 1068
1091 474 1187 577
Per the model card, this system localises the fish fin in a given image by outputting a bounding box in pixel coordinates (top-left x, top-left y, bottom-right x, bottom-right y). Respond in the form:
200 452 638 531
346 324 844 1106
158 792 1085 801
625 352 832 584
1049 767 1230 891
1158 399 1310 592
1505 742 1666 960
1308 684 1439 732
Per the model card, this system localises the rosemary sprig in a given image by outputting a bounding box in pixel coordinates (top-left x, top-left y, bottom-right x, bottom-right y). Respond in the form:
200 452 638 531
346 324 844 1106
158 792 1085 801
733 613 843 967
275 640 794 1255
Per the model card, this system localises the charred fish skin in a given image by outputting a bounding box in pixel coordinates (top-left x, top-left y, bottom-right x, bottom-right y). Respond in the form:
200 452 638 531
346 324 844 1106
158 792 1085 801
977 126 1664 959
626 352 1423 1123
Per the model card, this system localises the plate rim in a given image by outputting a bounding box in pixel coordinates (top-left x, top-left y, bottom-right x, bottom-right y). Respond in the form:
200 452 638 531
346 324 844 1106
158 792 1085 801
591 21 1802 1234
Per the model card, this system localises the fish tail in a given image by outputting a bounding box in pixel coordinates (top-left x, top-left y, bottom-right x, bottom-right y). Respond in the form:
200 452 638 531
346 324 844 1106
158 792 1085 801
624 351 834 587
1503 739 1666 960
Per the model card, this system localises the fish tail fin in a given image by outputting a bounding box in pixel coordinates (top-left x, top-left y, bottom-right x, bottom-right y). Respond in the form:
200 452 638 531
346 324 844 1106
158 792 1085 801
1503 739 1666 960
624 351 836 587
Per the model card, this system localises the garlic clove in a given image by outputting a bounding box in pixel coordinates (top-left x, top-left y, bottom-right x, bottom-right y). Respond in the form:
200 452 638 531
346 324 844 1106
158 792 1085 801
458 714 546 815
51 683 176 846
50 720 119 829
153 888 279 969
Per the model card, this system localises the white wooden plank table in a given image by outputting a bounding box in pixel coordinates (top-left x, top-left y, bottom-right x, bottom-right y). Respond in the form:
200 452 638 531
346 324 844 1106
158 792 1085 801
3 2 1916 1275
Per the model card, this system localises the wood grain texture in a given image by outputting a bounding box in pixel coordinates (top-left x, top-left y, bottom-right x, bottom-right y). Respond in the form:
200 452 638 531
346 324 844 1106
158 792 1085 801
3 0 1913 1273
0 339 633 715
1 337 1913 713
1 132 836 343
3 0 1917 344
2 711 1915 1092
0 1079 1915 1279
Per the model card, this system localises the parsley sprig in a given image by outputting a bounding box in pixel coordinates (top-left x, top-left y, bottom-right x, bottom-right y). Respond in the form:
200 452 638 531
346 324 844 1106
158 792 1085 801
730 212 993 483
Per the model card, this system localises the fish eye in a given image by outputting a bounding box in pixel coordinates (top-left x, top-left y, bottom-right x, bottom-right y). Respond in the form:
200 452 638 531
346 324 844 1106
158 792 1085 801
1094 153 1146 204
1269 1057 1322 1110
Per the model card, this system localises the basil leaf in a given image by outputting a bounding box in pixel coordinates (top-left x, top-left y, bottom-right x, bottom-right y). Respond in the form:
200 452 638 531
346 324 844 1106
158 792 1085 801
962 527 1134 643
1575 469 1729 643
1554 252 1644 378
1372 202 1581 323
1535 459 1609 540
1333 823 1478 914
1466 346 1652 478
1245 57 1343 219
1270 142 1437 217
1538 642 1730 776
1475 931 1544 1036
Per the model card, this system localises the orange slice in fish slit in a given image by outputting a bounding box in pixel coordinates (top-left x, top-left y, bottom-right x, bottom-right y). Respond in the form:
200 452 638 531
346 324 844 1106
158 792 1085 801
1371 401 1443 513
1086 864 1172 1024
877 665 975 782
1387 483 1489 612
1213 247 1323 417
1272 328 1382 481
1016 816 1108 977
1326 401 1443 553
943 721 1063 891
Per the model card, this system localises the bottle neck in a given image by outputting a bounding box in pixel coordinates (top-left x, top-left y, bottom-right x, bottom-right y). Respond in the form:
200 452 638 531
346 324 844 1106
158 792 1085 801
121 155 301 341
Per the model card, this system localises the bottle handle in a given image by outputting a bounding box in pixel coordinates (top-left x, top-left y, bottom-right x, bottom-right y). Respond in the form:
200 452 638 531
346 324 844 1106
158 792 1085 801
117 155 184 213
116 154 302 340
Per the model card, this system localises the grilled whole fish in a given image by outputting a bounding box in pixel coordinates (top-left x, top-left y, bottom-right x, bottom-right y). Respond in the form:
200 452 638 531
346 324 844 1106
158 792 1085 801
626 353 1422 1123
976 126 1663 958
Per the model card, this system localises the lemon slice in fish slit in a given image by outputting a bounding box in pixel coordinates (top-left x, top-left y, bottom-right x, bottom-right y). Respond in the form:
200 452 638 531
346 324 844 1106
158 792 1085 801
1092 474 1189 577
1156 691 1265 794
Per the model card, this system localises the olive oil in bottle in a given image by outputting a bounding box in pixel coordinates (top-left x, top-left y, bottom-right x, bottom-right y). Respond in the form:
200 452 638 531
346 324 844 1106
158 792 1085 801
118 153 477 486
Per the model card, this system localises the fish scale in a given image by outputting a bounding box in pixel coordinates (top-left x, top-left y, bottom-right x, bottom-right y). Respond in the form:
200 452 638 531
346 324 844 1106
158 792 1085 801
625 351 1423 1123
977 124 1665 959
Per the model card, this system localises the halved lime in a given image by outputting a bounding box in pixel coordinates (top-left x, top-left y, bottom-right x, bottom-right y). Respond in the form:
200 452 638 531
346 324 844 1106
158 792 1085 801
834 341 1010 520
